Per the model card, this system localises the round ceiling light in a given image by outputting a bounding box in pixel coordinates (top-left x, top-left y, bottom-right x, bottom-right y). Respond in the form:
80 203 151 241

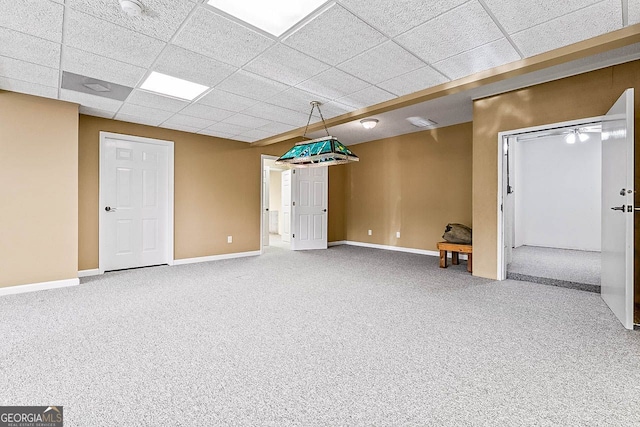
119 0 143 16
360 118 379 130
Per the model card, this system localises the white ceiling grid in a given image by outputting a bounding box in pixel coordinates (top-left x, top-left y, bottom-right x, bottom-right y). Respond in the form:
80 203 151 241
0 0 633 144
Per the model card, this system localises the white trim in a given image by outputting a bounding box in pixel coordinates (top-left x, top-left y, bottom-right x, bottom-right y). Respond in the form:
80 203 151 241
173 250 261 265
99 132 175 272
340 241 468 260
328 240 347 247
260 154 279 255
78 269 102 277
496 115 605 280
0 278 79 297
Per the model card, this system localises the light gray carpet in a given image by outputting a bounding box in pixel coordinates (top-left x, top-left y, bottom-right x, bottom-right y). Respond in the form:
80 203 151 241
1 245 639 426
508 246 601 291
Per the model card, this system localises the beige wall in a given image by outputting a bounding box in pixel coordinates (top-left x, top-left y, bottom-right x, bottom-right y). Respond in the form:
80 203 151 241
269 169 282 234
345 123 473 250
0 92 78 288
78 118 348 270
473 60 640 286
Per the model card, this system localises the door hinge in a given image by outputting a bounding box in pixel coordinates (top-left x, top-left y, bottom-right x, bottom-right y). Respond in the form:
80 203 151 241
292 234 295 238
628 205 633 213
292 169 296 174
292 201 295 206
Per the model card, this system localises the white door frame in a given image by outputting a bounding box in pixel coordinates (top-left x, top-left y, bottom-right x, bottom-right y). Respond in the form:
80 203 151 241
260 155 278 255
496 116 605 280
99 131 175 273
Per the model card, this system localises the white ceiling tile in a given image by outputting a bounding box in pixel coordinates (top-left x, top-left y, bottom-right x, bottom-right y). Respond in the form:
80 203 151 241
64 9 166 68
66 0 197 42
243 43 331 86
60 88 124 112
631 1 640 25
511 0 622 57
296 68 369 100
237 129 273 140
125 90 189 113
0 76 58 99
433 38 521 80
337 41 426 84
163 114 212 130
0 0 63 42
205 122 251 135
258 122 297 134
0 28 60 69
215 70 288 101
197 128 236 139
267 88 331 113
395 1 503 63
283 4 387 66
243 102 310 126
0 56 59 87
318 101 356 119
197 89 258 112
154 45 237 87
79 106 115 119
337 86 396 109
483 0 602 34
172 7 274 67
232 134 258 143
180 103 235 121
160 123 202 133
118 103 174 122
223 114 271 129
62 46 147 88
115 113 164 127
339 0 468 37
377 66 449 96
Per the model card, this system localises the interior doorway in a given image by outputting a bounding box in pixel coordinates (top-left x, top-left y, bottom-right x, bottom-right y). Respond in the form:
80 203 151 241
261 156 290 251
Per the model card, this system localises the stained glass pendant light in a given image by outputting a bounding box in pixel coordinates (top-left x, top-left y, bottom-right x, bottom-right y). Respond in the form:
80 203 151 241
275 101 359 168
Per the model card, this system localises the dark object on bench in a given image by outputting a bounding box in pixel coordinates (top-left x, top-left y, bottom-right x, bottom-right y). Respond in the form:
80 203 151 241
442 223 472 244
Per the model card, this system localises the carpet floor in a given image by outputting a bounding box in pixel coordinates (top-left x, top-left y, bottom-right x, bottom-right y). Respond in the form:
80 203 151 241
1 245 639 426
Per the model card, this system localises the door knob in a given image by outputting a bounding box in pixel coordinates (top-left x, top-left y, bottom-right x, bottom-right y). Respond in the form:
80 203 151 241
611 205 625 211
105 206 116 212
322 209 327 212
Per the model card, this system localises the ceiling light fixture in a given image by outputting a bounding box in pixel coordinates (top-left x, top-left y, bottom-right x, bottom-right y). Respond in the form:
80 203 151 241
119 0 143 17
360 118 378 130
275 101 359 168
565 128 589 144
207 0 327 36
140 71 209 101
406 116 437 128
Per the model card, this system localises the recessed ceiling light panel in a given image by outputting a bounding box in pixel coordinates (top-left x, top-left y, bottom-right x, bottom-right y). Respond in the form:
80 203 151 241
207 0 327 36
140 72 209 101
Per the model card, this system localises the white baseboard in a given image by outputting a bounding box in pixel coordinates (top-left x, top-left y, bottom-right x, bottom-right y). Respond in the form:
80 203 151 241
328 241 347 247
0 278 80 297
173 250 261 266
340 241 468 260
78 269 102 277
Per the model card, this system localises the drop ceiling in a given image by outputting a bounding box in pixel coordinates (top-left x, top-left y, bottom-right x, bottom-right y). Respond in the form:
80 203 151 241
0 0 638 144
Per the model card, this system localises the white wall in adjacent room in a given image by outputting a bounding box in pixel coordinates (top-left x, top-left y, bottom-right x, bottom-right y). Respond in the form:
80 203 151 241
514 132 601 251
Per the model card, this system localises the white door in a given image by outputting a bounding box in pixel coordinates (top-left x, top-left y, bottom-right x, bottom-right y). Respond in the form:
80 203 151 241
601 88 634 330
281 169 291 243
101 135 171 271
262 165 270 247
291 167 328 250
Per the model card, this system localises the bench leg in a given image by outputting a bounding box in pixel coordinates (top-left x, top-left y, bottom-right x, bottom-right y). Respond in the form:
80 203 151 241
439 250 448 268
452 252 459 265
467 253 472 273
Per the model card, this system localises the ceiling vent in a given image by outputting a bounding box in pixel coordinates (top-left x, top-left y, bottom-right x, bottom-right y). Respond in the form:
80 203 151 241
61 71 133 101
406 116 437 128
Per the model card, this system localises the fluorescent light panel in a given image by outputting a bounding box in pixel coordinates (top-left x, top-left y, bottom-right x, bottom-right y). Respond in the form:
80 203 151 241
207 0 327 36
140 72 209 101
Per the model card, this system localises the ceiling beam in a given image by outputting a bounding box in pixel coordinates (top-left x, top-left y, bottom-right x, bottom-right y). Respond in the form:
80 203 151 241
252 23 640 147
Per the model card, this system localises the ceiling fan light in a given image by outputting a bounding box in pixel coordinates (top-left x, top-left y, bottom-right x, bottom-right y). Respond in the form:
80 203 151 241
578 131 589 142
360 119 378 129
565 132 576 144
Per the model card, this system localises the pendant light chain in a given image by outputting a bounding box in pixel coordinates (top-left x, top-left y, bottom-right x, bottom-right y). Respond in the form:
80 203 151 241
302 101 330 138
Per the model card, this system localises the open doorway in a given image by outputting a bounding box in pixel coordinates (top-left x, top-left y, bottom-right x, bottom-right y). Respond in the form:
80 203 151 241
502 122 603 292
261 155 290 251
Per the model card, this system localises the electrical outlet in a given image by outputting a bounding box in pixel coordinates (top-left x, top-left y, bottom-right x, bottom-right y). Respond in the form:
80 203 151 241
368 229 372 236
227 236 232 243
396 231 401 238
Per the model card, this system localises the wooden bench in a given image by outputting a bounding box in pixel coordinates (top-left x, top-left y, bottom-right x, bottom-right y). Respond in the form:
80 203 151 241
437 242 472 273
